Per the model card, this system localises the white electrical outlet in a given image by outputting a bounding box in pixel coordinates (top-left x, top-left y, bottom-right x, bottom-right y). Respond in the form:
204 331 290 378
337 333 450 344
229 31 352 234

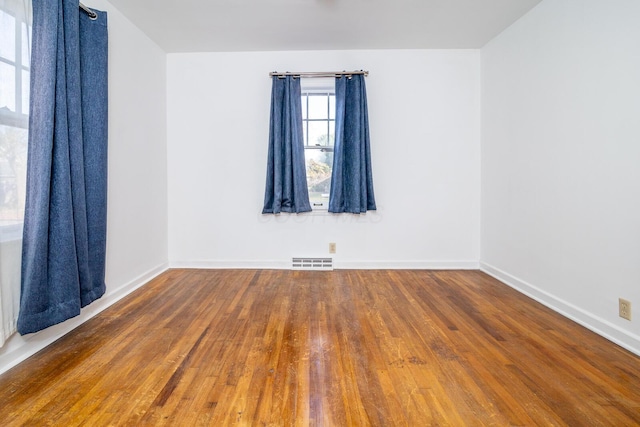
329 242 336 254
619 298 631 321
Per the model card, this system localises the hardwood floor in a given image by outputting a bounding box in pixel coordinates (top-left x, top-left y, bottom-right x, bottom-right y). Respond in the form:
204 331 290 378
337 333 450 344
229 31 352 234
0 269 639 426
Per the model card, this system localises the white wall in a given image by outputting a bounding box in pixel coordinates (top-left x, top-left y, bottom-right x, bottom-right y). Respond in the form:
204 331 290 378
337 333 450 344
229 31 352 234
100 0 168 287
167 50 480 269
481 0 640 353
0 0 169 374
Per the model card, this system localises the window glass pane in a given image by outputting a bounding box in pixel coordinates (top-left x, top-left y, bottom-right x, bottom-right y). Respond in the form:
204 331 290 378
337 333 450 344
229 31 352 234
302 121 307 146
329 94 335 120
21 21 30 66
305 148 333 207
300 94 307 120
0 124 28 225
0 10 16 62
0 62 16 112
308 121 330 147
308 94 328 119
328 120 334 146
21 69 28 114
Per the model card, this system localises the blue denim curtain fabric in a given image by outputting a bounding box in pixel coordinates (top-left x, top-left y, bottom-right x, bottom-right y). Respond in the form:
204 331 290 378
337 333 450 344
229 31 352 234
329 75 376 213
17 0 108 334
262 76 312 214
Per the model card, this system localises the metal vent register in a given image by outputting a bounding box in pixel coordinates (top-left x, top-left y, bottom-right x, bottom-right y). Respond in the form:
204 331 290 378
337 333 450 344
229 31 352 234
291 258 333 271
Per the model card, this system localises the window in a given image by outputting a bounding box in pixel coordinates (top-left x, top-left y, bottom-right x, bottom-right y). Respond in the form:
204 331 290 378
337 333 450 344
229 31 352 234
301 78 334 210
0 0 30 240
0 0 30 347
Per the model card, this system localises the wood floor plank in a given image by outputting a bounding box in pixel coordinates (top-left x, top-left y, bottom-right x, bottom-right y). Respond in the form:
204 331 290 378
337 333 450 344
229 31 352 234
1 269 639 426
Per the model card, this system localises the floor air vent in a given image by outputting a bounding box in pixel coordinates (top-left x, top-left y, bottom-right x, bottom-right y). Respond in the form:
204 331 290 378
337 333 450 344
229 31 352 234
292 257 333 271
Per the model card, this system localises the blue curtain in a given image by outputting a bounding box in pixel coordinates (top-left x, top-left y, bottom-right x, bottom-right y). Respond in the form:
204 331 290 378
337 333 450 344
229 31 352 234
329 75 376 213
262 76 311 214
17 0 108 335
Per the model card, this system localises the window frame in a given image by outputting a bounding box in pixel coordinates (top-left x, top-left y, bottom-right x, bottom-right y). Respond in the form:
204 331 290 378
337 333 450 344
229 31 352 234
300 78 335 211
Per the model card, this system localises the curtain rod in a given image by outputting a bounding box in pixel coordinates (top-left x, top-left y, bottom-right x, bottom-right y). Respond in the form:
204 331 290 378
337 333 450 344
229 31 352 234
79 2 98 20
269 70 369 79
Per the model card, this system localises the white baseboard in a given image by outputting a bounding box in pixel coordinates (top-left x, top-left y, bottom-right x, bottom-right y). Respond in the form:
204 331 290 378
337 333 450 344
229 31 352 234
0 263 169 376
336 260 479 270
480 262 640 357
170 259 480 270
170 260 290 269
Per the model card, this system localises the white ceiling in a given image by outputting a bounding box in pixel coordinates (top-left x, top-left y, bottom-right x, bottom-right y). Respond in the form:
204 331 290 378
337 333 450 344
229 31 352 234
105 0 542 53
